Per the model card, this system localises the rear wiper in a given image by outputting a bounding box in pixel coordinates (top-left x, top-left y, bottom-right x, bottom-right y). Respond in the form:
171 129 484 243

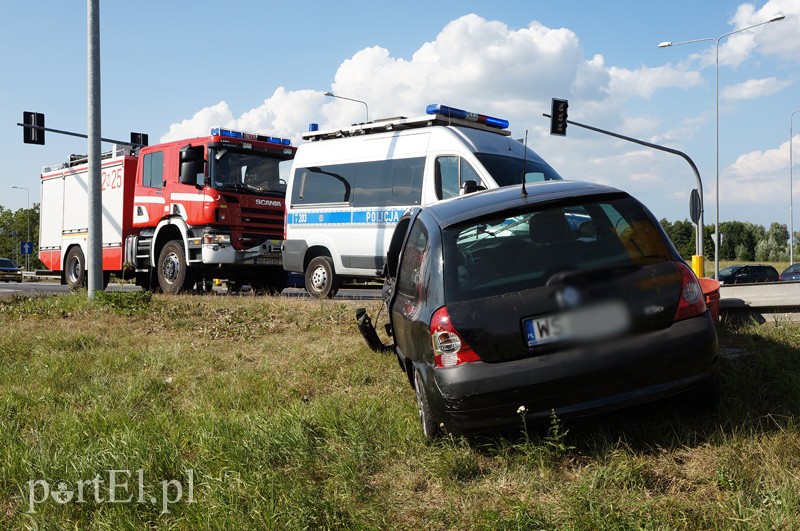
546 263 642 287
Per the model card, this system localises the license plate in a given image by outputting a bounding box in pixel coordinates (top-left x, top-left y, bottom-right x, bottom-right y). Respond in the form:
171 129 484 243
523 301 630 348
524 314 571 347
255 257 279 265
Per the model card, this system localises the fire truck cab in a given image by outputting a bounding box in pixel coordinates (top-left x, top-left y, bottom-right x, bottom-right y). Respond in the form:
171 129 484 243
39 128 295 294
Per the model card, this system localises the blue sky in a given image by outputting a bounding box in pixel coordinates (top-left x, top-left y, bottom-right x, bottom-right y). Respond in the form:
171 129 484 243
2 0 799 230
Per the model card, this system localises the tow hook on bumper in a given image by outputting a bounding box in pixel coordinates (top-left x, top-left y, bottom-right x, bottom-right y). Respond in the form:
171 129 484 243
355 308 393 354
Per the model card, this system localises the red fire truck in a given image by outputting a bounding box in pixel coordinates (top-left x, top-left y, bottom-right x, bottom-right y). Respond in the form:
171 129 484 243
38 128 295 294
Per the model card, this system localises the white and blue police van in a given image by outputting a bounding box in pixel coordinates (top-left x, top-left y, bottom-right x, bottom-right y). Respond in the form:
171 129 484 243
282 104 563 298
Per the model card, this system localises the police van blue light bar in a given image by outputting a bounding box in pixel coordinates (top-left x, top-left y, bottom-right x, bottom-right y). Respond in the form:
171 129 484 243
425 104 509 129
211 128 291 146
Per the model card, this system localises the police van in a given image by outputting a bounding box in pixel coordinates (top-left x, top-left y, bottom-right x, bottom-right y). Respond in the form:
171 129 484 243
282 104 563 298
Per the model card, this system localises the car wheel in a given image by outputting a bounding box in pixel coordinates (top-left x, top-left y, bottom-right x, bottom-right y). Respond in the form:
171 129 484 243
64 246 87 290
157 240 193 294
305 256 340 299
414 369 441 442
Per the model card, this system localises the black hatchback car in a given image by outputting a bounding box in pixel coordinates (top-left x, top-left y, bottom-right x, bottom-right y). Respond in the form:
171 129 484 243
357 181 719 439
715 264 779 284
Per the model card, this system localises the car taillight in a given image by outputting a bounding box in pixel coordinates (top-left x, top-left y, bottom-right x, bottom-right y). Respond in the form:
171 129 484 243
673 261 707 322
430 306 481 368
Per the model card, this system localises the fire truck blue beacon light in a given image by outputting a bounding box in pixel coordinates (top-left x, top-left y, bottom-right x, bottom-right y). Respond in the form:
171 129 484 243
211 128 291 146
425 104 509 130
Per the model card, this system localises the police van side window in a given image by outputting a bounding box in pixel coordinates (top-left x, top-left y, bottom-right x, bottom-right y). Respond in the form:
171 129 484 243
292 158 423 207
353 158 424 207
292 164 355 204
143 151 164 188
435 156 481 200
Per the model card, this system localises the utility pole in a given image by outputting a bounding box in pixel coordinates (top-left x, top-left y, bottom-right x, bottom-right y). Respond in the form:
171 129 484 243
87 0 102 297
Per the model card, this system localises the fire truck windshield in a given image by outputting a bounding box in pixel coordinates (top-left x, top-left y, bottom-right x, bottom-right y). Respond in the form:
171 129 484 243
210 149 287 195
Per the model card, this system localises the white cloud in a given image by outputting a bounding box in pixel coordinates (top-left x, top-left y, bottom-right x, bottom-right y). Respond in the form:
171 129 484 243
161 101 234 142
161 14 705 145
722 77 792 100
729 137 794 176
728 0 800 63
721 135 799 204
608 65 703 99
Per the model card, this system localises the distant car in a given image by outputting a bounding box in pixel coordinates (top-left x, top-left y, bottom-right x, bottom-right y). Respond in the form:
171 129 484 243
356 181 719 440
0 258 22 283
780 264 800 281
715 264 779 284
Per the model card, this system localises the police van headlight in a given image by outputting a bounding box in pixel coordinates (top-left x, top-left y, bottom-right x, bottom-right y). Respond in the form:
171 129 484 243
203 233 231 245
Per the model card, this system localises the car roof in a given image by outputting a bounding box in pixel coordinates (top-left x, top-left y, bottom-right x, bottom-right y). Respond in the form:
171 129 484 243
420 180 628 228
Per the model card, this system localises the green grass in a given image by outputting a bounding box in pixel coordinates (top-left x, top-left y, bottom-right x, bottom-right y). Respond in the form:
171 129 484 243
1 293 800 529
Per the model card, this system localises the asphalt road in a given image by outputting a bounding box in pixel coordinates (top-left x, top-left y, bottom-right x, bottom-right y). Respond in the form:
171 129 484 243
0 280 381 300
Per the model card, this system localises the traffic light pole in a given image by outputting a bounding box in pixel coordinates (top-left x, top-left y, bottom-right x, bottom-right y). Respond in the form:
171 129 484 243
543 113 706 276
16 122 145 147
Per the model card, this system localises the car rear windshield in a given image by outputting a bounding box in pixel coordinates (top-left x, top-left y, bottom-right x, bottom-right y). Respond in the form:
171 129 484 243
442 195 673 302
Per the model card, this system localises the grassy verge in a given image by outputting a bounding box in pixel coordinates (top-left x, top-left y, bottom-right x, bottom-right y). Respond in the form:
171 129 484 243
1 293 800 529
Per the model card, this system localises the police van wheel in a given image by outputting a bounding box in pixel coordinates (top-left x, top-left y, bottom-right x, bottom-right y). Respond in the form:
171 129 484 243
305 256 340 299
64 246 87 291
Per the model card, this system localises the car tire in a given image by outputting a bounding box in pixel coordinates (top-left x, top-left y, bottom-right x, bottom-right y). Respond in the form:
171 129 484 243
64 246 87 290
414 368 441 442
157 240 193 295
305 256 340 299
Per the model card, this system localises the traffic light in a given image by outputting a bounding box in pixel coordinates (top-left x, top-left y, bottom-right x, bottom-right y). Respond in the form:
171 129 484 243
550 98 568 136
23 111 45 145
131 132 149 147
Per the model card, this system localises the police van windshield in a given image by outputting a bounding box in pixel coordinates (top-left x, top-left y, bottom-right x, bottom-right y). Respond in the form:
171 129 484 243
210 149 288 195
475 153 563 186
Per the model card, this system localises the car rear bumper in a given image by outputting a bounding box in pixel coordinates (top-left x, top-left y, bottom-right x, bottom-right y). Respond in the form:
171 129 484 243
427 311 718 433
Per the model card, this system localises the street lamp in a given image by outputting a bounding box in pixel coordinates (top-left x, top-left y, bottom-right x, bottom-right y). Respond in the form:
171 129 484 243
659 14 785 279
791 110 800 265
11 185 30 272
324 91 370 122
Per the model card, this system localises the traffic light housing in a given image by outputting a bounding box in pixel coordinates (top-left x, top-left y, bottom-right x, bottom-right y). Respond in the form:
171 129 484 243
131 132 149 147
23 111 45 145
550 98 568 136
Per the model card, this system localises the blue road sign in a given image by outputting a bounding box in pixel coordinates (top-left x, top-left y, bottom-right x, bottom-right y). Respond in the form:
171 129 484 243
21 241 33 255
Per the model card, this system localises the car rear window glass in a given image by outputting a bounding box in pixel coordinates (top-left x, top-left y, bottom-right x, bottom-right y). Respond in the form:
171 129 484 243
442 196 672 301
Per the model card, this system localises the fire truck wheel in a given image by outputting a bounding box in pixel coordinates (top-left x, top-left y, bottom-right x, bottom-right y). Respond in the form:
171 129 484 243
157 240 192 294
305 256 340 299
64 246 87 290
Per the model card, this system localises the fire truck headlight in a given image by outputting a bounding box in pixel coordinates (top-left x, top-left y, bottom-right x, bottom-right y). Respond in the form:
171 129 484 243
203 233 231 245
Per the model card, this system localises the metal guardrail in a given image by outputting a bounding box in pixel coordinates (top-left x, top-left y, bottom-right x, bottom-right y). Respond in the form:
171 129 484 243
719 281 800 323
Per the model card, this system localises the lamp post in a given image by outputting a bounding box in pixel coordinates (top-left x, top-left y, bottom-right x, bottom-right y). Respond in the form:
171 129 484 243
11 185 30 272
324 91 369 122
792 110 800 265
659 14 785 279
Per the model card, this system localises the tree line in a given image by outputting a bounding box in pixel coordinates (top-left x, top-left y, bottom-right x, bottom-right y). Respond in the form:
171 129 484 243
660 218 795 263
0 204 42 269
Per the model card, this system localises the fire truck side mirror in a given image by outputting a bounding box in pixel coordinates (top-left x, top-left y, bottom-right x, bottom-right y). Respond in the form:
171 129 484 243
179 146 205 186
